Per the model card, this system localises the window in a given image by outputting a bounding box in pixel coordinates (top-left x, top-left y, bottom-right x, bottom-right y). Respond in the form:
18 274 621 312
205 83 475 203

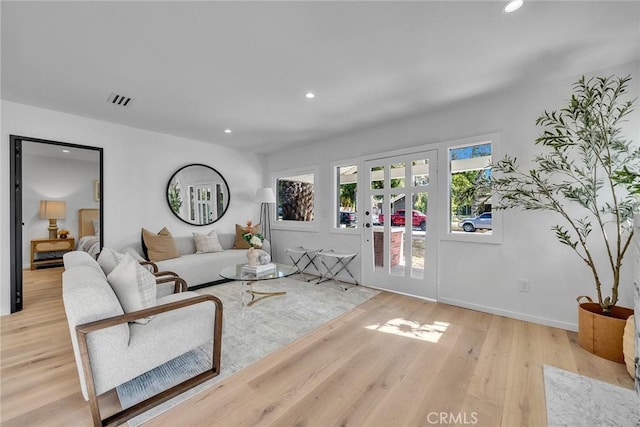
448 141 493 235
335 164 358 229
275 171 315 223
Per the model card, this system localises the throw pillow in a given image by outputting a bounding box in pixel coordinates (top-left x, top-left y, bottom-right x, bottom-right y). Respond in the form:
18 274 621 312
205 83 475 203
233 223 260 249
193 229 224 253
107 254 157 324
97 247 126 276
141 227 179 261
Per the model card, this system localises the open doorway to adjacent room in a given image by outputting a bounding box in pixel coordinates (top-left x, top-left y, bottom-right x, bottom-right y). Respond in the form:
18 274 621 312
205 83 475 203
10 135 103 313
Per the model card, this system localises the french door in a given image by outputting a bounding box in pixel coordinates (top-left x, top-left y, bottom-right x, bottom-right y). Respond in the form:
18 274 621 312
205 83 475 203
362 150 438 300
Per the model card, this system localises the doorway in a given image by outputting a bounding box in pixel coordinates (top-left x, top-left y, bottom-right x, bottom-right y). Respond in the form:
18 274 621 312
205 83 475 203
362 150 437 300
10 135 103 313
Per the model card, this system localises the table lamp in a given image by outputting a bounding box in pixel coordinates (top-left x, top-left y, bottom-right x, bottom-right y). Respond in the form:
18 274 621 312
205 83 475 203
40 200 66 239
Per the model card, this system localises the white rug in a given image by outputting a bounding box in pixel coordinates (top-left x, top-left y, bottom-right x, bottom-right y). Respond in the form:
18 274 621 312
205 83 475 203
116 277 379 426
543 365 640 427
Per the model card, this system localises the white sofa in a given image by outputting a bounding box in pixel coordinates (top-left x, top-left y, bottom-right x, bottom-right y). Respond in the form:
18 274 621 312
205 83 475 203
122 233 271 289
62 251 223 427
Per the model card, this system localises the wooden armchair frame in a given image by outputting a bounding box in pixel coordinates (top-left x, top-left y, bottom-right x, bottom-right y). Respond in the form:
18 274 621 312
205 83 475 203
76 294 223 427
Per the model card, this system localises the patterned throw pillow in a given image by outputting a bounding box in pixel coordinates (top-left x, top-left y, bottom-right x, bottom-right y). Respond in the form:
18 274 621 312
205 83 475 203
141 227 179 261
107 254 157 324
233 223 260 249
97 247 125 276
193 229 224 254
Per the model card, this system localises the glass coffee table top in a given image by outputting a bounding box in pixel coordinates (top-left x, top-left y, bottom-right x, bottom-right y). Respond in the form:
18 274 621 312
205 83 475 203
219 262 297 282
219 263 298 306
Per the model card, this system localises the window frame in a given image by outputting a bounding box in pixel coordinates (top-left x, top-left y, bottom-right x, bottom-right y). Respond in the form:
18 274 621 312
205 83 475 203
439 133 502 244
331 159 360 234
270 165 319 232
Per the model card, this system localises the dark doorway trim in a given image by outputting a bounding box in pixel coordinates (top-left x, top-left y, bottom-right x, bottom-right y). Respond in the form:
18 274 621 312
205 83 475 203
10 135 103 313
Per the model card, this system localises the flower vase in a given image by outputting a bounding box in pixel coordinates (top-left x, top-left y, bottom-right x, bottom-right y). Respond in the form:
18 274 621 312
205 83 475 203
246 247 259 267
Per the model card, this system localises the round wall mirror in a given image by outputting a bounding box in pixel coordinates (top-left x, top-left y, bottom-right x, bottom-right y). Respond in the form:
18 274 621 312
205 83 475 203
166 164 230 226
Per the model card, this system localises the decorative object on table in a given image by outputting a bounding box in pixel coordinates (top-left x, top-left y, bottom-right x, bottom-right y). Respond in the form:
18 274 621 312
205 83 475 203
57 229 70 239
257 249 271 265
241 262 276 276
255 187 276 257
492 75 639 362
233 223 260 249
39 200 66 239
242 221 264 267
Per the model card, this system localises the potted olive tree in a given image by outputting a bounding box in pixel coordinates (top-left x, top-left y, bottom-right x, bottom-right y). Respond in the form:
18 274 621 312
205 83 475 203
492 75 639 362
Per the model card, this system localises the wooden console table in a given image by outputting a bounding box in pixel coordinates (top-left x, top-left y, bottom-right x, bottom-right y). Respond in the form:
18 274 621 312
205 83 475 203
30 237 75 270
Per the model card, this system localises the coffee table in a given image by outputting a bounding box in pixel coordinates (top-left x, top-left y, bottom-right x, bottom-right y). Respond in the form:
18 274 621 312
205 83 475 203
219 263 297 306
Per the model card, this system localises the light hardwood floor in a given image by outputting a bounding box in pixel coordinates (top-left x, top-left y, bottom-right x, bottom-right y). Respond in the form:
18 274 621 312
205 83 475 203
1 268 634 426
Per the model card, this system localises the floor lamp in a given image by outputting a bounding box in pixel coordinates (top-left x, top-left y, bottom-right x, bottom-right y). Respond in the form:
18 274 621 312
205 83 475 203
256 187 276 257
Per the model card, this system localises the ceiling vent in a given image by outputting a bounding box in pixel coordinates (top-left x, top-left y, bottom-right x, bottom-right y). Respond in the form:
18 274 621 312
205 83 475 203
106 92 134 107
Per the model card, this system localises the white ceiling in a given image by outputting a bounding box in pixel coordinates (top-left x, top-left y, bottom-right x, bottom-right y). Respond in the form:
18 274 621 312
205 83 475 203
2 1 639 154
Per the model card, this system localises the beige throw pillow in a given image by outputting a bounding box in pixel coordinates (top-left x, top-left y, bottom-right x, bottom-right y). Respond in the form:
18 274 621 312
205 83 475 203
107 254 157 324
233 223 260 249
141 227 179 261
193 229 224 254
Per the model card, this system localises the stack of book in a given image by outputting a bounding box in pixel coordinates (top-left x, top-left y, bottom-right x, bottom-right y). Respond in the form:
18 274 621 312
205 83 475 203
241 262 276 276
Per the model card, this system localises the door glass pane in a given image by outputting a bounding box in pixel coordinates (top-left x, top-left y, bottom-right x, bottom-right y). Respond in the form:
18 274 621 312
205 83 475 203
370 166 384 190
389 193 404 277
372 194 385 271
412 159 429 186
390 163 405 188
411 192 427 279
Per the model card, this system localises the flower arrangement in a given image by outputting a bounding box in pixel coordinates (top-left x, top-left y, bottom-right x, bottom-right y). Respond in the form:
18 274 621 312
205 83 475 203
57 229 70 238
242 221 264 248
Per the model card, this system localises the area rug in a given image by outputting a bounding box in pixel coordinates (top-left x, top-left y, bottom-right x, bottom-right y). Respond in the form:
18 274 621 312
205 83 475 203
543 365 640 427
116 277 379 426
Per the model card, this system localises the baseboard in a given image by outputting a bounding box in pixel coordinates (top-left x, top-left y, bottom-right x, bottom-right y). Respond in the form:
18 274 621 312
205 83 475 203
438 296 578 332
364 285 437 303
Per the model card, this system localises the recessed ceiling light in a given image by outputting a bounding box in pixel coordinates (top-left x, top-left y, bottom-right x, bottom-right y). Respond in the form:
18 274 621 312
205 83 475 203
224 129 232 134
62 149 70 153
502 0 523 13
305 92 315 99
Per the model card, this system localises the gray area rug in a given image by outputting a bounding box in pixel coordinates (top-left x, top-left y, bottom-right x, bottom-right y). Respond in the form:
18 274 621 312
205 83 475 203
116 277 379 426
543 365 640 427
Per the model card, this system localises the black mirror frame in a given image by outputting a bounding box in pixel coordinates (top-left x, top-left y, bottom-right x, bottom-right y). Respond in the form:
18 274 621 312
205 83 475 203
166 163 230 226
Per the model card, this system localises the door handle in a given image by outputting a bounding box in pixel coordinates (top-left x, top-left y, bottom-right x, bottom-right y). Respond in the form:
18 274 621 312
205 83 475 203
365 223 371 228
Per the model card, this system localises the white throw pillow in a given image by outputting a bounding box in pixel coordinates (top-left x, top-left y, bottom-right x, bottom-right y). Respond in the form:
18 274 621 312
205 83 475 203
107 254 157 324
97 247 126 276
193 229 224 254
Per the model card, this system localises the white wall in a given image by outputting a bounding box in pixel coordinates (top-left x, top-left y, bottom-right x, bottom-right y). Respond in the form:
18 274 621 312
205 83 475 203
265 61 640 331
1 101 264 314
22 150 99 266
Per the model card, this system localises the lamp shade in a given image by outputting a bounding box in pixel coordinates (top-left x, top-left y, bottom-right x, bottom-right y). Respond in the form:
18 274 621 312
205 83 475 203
39 200 66 219
255 187 276 204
